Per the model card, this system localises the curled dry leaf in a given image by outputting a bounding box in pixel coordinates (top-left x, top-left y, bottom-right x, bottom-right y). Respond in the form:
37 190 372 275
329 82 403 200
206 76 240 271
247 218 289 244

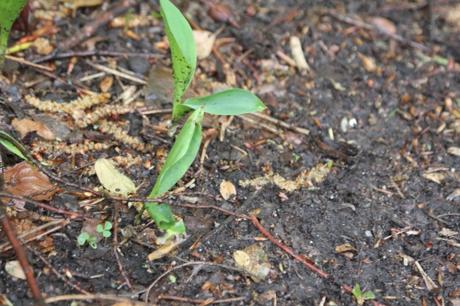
193 30 216 59
12 118 55 140
4 162 59 201
5 260 26 280
219 180 236 200
447 147 460 157
369 17 397 35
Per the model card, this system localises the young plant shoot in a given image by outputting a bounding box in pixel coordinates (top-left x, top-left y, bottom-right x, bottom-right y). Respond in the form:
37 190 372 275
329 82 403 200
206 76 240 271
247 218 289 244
145 0 266 236
0 0 28 68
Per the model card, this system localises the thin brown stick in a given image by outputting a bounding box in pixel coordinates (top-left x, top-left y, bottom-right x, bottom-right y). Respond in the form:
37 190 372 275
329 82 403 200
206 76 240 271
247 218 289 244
34 50 162 64
245 112 310 135
60 0 134 50
0 192 82 218
86 61 147 85
0 208 44 303
250 215 329 279
5 55 54 71
26 245 91 295
158 294 245 304
0 219 69 253
45 294 148 305
113 201 133 289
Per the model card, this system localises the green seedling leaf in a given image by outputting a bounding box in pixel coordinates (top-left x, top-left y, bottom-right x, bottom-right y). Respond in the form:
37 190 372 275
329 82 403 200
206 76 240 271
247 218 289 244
94 158 136 196
0 0 28 67
102 230 111 238
166 218 185 235
183 89 266 115
96 224 104 233
149 108 204 198
160 0 197 120
77 232 89 246
352 283 375 306
88 237 97 249
104 221 112 231
145 203 176 230
0 131 28 160
362 291 376 300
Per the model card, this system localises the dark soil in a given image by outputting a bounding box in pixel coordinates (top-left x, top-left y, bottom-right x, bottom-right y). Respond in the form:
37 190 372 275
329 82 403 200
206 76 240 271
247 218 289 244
0 0 459 305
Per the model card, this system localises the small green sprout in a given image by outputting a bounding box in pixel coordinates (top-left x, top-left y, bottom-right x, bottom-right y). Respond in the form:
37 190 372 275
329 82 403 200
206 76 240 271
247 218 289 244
96 221 112 238
352 283 375 306
77 232 97 249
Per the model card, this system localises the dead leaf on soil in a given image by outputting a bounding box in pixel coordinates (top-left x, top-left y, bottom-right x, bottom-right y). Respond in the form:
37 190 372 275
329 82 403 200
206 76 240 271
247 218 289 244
32 38 54 55
66 0 103 10
5 260 26 280
147 236 186 261
447 147 460 157
12 118 55 140
290 36 310 71
219 180 236 200
439 228 459 238
357 53 377 73
193 30 216 59
447 189 460 201
99 75 114 93
95 158 136 196
233 244 272 282
422 172 446 184
239 163 331 192
4 162 59 201
369 17 397 35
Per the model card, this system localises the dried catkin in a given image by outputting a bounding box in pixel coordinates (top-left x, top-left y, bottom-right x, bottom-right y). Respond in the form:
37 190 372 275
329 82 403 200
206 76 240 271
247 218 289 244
32 140 114 155
25 93 111 114
97 119 148 151
73 104 132 128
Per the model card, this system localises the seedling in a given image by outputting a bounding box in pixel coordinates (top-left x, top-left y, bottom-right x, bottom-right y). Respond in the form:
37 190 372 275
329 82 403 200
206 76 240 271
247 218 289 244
352 283 375 306
144 0 266 235
77 232 97 249
96 221 112 238
0 0 28 68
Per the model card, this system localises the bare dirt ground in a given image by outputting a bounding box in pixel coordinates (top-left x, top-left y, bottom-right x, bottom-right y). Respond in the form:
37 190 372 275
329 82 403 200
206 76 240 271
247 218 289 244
0 0 459 305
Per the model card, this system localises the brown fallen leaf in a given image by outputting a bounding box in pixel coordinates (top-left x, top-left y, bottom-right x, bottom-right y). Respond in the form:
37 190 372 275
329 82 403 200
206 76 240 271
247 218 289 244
220 180 236 200
12 118 55 140
32 38 54 55
4 162 59 201
447 147 460 157
99 75 114 93
422 172 446 184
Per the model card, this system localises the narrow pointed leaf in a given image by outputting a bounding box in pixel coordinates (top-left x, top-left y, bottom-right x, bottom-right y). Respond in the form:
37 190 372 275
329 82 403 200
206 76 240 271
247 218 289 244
183 89 266 115
160 0 196 119
149 108 204 198
0 131 28 160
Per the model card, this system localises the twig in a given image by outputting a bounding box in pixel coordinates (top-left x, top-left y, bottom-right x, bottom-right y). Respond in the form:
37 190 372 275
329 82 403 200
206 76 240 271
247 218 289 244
86 61 147 85
5 55 54 71
0 219 69 253
26 245 91 295
328 11 429 51
34 50 162 64
245 112 310 135
60 0 134 50
113 201 133 289
250 215 329 279
158 294 245 304
238 115 280 134
143 261 245 302
0 192 82 218
45 294 148 305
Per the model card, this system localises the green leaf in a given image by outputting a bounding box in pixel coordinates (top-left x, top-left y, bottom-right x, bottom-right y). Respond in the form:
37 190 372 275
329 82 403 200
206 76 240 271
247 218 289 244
77 232 89 246
149 108 204 198
159 0 197 120
145 203 176 230
183 89 266 115
352 283 362 297
0 0 28 68
94 158 137 196
102 230 111 238
88 238 97 249
96 224 104 233
0 131 28 160
362 291 375 300
104 221 112 231
166 219 186 235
